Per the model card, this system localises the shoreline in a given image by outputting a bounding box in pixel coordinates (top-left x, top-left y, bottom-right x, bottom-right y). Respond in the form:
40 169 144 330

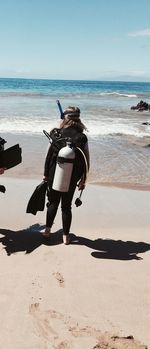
3 172 150 191
1 131 150 191
91 181 150 191
1 176 150 233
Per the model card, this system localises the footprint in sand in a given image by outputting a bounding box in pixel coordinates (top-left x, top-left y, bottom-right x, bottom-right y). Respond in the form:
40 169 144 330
55 341 70 349
91 336 147 349
29 304 147 349
29 303 58 339
53 272 65 287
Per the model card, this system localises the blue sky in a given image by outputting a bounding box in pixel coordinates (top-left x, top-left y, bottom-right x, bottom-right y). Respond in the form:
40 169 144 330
0 0 150 81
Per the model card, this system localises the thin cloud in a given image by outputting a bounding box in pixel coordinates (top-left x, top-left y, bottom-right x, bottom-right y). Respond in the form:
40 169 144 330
128 28 150 37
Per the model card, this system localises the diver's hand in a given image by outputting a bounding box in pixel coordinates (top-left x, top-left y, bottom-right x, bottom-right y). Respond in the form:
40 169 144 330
43 176 48 182
78 179 85 191
0 168 5 175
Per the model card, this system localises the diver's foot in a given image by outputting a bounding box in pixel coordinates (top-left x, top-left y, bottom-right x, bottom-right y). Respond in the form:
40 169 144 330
42 227 51 238
63 234 70 245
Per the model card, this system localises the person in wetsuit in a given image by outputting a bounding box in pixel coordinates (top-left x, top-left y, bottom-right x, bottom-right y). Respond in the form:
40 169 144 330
42 106 90 244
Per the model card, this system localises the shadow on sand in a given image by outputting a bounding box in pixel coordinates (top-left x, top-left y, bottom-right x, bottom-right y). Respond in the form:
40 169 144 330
0 224 63 255
70 234 150 261
0 225 150 260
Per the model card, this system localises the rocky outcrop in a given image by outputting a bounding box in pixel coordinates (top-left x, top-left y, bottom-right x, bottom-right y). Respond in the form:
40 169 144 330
131 100 150 111
142 122 150 125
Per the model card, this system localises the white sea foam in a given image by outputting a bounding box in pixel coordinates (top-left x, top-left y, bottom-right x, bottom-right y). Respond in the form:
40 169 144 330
0 115 149 139
87 121 150 138
100 92 137 98
0 118 59 135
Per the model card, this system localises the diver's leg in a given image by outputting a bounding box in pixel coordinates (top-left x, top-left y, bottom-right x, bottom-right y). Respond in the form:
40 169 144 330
61 180 77 244
42 188 61 237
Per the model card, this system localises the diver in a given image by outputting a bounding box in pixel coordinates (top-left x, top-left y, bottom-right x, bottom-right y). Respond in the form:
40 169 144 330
42 106 90 244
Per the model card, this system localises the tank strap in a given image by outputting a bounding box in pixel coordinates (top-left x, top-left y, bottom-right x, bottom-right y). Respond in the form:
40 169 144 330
57 156 75 164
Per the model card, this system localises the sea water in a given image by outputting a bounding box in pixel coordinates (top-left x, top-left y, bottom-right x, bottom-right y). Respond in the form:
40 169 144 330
0 78 150 189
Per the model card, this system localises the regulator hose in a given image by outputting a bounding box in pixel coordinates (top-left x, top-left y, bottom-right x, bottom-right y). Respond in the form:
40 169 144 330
74 147 89 207
76 146 89 183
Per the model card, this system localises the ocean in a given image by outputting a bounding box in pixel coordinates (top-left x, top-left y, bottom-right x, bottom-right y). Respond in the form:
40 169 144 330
0 78 150 189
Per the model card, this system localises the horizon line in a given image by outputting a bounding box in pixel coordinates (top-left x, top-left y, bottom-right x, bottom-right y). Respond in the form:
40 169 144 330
0 76 150 84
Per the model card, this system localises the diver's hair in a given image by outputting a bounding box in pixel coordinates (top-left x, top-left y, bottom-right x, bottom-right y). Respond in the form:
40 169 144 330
59 117 87 132
60 106 87 131
63 106 80 119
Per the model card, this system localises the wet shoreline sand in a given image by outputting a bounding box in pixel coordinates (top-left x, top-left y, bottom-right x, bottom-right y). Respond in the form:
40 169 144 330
2 131 150 191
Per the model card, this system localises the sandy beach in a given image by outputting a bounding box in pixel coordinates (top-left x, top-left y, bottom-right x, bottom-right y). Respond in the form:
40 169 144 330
0 176 150 349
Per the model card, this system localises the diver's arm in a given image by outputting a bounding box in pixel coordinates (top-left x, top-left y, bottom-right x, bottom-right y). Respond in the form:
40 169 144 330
43 145 53 180
83 141 90 171
0 168 5 175
78 141 90 190
0 155 5 174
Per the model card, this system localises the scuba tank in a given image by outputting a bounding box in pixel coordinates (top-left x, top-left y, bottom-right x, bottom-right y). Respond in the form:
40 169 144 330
52 141 75 192
43 127 89 198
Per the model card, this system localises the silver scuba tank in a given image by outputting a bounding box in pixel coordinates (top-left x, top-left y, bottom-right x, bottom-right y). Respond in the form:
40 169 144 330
52 141 75 192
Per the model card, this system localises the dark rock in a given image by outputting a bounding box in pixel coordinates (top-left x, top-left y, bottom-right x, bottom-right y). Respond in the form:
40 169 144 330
131 100 150 111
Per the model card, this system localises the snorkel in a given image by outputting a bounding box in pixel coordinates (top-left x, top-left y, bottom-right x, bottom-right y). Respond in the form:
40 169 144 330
56 100 64 119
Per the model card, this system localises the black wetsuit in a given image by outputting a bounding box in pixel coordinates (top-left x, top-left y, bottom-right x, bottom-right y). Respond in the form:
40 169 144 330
0 137 6 193
44 127 88 235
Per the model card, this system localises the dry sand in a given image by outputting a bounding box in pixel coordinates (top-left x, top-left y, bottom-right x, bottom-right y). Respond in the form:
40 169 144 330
0 177 150 349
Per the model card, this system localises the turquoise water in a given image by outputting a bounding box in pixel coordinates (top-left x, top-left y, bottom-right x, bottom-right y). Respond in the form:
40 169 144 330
1 78 150 95
0 78 150 188
0 77 150 136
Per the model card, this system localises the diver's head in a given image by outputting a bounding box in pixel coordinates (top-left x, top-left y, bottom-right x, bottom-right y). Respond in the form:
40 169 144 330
60 106 87 131
63 106 80 121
